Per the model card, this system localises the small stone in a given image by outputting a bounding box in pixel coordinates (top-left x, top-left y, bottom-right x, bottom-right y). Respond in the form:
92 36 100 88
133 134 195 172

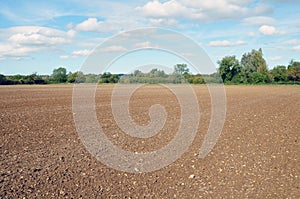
189 174 195 179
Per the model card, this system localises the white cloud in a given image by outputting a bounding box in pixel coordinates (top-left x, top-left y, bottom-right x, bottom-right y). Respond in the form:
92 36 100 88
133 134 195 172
0 26 75 60
136 0 272 22
67 23 74 30
59 46 127 60
6 26 73 45
259 25 285 35
75 17 138 33
149 18 180 27
262 0 300 3
247 31 256 37
59 55 69 60
133 41 161 48
243 16 276 26
134 41 152 48
208 40 246 47
59 49 92 60
284 39 300 45
72 49 92 56
99 45 127 52
269 56 282 61
293 45 300 50
67 29 76 38
76 18 101 32
136 0 190 18
8 33 68 45
0 43 38 59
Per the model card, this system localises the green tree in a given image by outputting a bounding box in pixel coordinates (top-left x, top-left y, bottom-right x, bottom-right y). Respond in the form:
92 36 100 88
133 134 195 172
67 71 86 83
99 72 119 83
149 68 166 78
174 64 189 75
241 48 268 74
271 65 287 82
218 56 241 83
251 72 266 84
0 74 8 84
28 73 46 84
287 60 300 82
230 70 247 84
133 70 142 77
51 67 67 83
85 74 99 83
189 75 205 84
248 72 271 84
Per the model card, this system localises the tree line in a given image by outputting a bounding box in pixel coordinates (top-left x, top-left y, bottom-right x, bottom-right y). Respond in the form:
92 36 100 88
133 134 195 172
0 48 299 85
218 48 300 84
0 68 109 85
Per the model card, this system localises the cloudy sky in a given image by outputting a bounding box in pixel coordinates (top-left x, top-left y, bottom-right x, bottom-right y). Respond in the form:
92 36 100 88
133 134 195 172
0 0 299 75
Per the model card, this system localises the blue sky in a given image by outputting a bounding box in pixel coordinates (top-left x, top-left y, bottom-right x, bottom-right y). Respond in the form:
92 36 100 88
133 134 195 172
0 0 299 75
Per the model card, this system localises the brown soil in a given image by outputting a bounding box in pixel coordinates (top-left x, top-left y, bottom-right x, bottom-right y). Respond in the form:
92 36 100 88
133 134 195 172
0 84 299 198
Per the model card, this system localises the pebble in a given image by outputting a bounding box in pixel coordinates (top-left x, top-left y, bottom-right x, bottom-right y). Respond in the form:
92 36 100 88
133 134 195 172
189 174 195 179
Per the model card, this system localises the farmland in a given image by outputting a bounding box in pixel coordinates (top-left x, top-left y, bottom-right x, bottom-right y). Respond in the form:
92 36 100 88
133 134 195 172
0 84 299 198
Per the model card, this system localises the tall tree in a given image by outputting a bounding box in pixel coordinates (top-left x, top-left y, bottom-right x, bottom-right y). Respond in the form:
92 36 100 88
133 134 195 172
241 48 268 74
174 64 189 75
51 67 67 83
218 56 241 83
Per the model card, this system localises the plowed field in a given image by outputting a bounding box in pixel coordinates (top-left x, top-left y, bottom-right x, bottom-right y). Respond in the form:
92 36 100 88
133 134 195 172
1 85 299 198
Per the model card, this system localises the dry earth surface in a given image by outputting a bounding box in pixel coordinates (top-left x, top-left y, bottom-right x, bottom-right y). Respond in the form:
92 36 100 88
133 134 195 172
0 84 299 198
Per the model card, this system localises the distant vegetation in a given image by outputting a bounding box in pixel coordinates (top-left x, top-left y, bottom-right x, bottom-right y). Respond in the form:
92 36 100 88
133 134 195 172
217 48 300 84
0 48 299 85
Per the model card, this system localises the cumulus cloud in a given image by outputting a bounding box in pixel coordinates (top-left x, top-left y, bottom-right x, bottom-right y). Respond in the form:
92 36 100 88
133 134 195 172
208 40 246 47
259 25 285 35
149 18 180 27
0 26 75 60
76 18 101 32
136 0 272 22
76 17 138 33
136 0 189 18
6 26 73 45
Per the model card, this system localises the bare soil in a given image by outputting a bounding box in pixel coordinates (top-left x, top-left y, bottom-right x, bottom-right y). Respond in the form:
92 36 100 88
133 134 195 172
0 84 299 198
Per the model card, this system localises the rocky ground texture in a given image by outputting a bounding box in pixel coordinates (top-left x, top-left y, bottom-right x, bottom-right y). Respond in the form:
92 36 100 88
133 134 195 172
0 85 299 198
